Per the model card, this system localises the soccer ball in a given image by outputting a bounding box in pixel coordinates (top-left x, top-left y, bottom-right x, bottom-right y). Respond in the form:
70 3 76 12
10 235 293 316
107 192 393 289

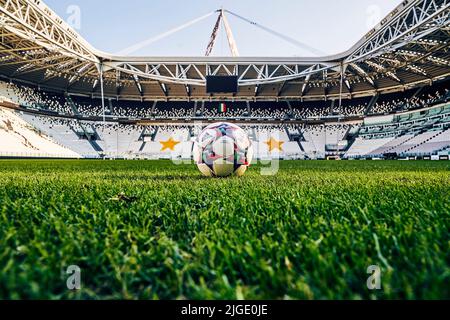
193 122 253 177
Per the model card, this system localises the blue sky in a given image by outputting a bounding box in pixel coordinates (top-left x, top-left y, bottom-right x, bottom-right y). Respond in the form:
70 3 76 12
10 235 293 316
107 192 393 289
44 0 401 57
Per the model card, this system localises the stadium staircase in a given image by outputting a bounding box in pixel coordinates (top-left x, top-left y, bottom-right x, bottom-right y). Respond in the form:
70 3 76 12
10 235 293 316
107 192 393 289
297 140 305 152
151 126 159 141
139 141 146 153
365 94 379 115
65 94 80 116
66 95 104 155
412 87 425 100
344 125 362 153
286 101 293 117
188 126 195 140
91 132 103 153
108 99 114 115
326 101 333 115
200 101 205 116
340 126 354 146
138 126 158 152
88 138 103 153
292 135 305 152
399 87 425 112
330 100 336 116
401 130 447 155
284 126 306 152
298 130 310 155
377 134 416 155
193 101 198 116
285 126 292 141
70 123 102 152
150 101 157 116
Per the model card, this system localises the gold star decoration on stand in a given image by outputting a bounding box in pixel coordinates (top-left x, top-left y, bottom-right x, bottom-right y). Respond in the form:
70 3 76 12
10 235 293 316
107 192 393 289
160 137 180 151
265 137 284 152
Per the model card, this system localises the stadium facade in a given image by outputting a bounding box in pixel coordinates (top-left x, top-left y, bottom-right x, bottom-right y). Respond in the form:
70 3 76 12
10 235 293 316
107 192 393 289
0 0 449 160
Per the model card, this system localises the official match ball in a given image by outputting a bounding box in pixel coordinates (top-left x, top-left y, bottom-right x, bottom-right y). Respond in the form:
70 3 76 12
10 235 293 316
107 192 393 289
193 122 253 177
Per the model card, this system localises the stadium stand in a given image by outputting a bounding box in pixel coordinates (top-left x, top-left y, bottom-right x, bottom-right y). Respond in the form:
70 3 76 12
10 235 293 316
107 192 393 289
345 137 395 158
0 108 81 158
17 113 97 158
345 103 450 159
1 78 449 160
2 79 449 120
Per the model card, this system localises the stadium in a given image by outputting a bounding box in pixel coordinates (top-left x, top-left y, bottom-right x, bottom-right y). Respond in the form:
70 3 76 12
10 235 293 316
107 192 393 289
0 0 449 301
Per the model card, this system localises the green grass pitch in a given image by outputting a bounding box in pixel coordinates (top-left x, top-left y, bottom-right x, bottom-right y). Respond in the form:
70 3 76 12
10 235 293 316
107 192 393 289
0 159 448 299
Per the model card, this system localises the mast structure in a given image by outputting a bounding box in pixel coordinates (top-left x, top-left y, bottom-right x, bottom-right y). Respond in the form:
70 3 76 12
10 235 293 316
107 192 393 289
205 9 240 57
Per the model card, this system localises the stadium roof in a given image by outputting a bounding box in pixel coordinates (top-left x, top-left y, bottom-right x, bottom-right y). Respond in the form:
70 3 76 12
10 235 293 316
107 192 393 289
0 0 449 101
